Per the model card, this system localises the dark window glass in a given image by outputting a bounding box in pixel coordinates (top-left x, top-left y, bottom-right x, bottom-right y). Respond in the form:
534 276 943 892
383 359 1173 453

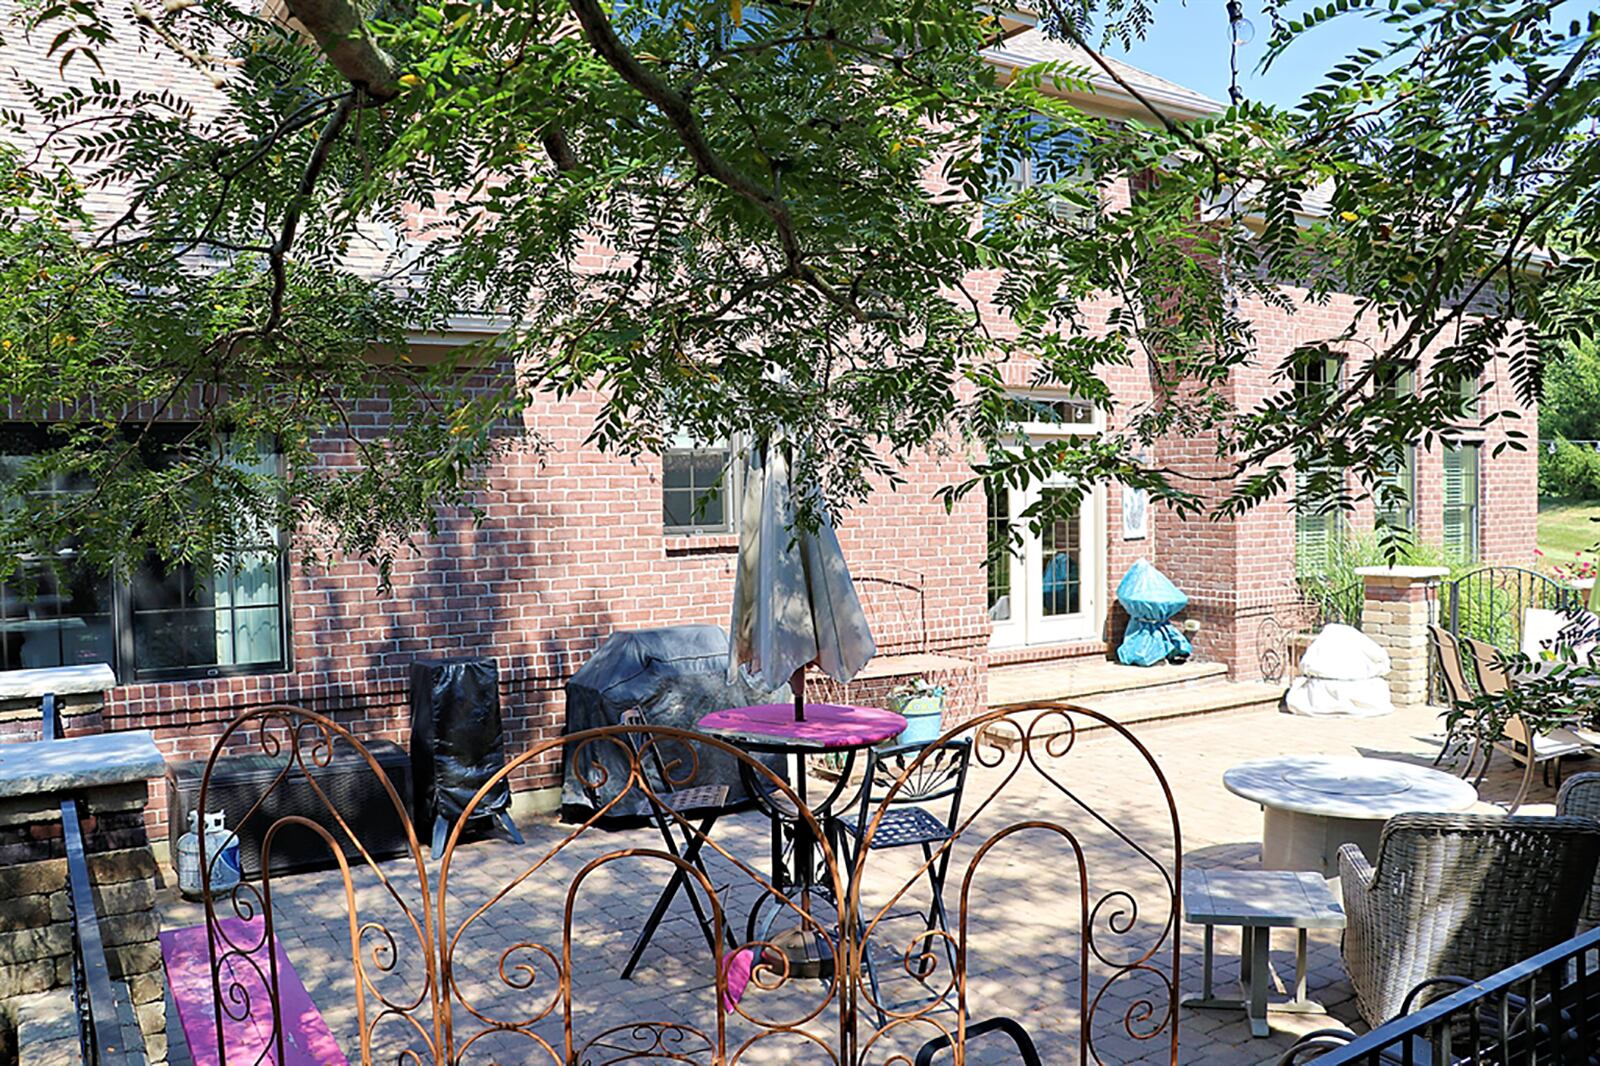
0 424 290 681
664 439 733 534
986 484 1012 622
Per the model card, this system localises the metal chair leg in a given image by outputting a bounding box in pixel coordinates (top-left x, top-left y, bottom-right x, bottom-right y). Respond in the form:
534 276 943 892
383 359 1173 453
621 812 725 979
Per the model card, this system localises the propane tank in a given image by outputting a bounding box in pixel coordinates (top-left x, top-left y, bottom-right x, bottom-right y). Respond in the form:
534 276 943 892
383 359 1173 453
176 809 241 900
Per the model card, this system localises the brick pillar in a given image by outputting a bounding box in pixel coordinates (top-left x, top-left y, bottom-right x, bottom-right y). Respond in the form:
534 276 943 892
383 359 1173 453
0 730 167 1064
1356 566 1450 708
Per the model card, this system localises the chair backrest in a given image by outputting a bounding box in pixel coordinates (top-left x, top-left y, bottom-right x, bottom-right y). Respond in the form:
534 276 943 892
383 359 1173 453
1557 772 1600 930
1461 636 1512 696
854 739 972 833
1370 813 1600 975
1429 625 1475 705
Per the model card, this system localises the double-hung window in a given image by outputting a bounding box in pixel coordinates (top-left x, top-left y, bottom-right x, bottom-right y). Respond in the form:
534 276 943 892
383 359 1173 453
0 425 291 682
1442 442 1481 562
1374 365 1417 534
663 433 736 535
1294 353 1343 575
986 116 1098 230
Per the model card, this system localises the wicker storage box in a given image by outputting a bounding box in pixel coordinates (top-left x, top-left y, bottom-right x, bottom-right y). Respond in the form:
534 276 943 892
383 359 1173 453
166 739 412 878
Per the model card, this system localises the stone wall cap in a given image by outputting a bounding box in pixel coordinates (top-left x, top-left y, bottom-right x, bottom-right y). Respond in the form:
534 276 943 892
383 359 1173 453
1353 566 1452 580
0 663 116 700
0 730 164 798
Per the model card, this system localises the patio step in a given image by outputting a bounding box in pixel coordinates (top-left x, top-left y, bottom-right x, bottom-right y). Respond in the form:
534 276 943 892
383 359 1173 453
984 657 1285 744
986 657 1228 709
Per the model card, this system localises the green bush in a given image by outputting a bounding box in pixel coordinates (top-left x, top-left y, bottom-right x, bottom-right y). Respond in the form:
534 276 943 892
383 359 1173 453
1539 437 1600 500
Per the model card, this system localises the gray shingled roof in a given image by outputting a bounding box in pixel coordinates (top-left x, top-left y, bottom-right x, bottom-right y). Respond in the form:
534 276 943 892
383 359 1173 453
985 27 1224 119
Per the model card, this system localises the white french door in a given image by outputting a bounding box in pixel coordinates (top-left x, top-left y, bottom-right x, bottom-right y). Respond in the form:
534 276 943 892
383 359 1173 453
987 477 1104 649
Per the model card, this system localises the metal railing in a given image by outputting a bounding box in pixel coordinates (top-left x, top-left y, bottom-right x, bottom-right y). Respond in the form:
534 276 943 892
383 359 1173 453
42 693 138 1065
1289 924 1600 1064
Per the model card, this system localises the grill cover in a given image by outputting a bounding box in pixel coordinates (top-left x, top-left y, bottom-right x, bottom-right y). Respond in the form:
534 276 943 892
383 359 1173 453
561 625 785 821
410 658 512 827
1115 560 1193 666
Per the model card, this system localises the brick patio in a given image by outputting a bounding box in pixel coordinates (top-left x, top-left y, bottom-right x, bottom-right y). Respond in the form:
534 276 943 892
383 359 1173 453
154 701 1567 1065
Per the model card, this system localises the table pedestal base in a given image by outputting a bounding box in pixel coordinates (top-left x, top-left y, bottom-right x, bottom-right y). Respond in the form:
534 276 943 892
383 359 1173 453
1261 807 1382 878
1182 926 1329 1038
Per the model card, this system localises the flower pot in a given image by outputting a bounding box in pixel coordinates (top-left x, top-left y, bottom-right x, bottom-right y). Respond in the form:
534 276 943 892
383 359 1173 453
889 689 946 745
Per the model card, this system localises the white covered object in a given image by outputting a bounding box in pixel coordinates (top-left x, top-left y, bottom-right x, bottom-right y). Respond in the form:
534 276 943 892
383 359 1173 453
1285 675 1394 717
1298 624 1392 681
1522 608 1599 663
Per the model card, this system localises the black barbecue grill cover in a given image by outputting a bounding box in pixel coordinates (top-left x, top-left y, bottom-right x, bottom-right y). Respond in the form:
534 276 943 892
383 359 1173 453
410 657 512 826
560 625 786 822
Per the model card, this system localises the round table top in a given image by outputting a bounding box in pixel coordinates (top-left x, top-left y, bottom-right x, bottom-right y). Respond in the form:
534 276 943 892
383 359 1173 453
1223 755 1478 820
697 703 906 752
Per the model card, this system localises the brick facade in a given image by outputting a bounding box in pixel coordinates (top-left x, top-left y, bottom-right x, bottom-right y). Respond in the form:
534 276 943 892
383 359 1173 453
0 37 1538 850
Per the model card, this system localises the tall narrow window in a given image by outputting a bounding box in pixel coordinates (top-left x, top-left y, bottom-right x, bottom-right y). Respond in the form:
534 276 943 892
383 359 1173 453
1376 446 1417 533
1294 353 1343 574
663 433 735 534
1442 443 1481 561
985 484 1012 622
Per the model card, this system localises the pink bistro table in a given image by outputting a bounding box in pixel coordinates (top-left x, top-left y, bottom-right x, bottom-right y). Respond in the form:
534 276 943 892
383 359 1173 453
698 702 906 949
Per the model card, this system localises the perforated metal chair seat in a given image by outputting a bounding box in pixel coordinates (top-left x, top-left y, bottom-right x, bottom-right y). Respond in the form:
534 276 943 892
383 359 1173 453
622 783 730 819
838 807 953 849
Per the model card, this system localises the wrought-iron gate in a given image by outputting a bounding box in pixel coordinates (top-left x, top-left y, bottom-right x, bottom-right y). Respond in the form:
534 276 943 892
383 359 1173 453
192 703 1184 1064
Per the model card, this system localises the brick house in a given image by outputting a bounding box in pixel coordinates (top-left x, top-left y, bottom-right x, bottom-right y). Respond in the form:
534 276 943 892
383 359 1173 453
0 23 1536 836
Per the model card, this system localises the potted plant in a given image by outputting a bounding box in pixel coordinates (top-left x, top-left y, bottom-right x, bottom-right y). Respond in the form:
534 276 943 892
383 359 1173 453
888 677 947 745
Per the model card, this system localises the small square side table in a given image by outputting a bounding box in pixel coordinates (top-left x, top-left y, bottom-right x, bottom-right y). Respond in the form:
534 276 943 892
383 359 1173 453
1181 869 1347 1037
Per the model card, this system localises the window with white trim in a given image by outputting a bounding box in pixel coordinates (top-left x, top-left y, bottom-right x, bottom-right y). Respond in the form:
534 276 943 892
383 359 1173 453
1442 442 1481 562
1294 353 1343 574
663 433 736 535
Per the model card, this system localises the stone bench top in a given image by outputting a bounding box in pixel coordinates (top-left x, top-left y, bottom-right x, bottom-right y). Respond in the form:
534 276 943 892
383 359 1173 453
846 653 976 681
1183 869 1347 929
0 663 116 700
0 730 165 798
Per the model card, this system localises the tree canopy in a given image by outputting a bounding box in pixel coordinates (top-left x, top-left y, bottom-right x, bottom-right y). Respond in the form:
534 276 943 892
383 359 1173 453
0 0 1596 579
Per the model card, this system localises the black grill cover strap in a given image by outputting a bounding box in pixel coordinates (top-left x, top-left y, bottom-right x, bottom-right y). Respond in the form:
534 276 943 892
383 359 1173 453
410 658 512 825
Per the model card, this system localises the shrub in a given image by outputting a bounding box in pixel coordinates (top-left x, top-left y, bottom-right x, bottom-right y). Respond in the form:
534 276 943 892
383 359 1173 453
1539 437 1600 500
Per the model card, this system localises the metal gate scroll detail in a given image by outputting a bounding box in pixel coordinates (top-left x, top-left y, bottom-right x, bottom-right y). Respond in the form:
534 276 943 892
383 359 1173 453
196 703 1182 1064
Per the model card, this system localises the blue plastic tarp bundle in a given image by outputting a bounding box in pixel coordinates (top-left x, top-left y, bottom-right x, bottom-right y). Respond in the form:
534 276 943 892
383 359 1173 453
1116 560 1192 667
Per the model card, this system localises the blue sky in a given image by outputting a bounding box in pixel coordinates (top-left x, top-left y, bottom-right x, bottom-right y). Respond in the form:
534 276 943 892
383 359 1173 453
1109 0 1397 109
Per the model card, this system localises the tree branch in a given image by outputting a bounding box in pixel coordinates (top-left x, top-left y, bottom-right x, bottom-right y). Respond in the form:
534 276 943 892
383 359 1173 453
281 0 402 101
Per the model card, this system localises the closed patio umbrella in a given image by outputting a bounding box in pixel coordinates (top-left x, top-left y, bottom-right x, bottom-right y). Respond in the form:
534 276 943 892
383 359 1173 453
727 436 875 720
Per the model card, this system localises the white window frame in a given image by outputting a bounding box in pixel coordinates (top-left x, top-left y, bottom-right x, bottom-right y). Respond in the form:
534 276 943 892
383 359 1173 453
662 432 739 536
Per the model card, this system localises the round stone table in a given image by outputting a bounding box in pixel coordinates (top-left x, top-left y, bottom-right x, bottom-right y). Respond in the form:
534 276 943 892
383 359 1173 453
1224 755 1479 877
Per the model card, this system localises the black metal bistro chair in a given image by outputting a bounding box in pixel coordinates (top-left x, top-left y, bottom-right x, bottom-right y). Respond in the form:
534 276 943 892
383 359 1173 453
600 709 736 979
831 737 972 1027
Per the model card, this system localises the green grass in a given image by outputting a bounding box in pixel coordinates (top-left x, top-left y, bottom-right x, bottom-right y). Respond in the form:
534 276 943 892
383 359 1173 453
1538 498 1600 565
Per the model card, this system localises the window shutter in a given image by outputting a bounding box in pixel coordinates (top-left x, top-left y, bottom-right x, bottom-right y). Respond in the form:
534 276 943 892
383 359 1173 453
1442 444 1480 560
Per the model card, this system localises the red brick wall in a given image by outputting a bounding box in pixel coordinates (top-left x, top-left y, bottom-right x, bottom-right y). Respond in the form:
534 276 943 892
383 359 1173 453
24 161 1540 848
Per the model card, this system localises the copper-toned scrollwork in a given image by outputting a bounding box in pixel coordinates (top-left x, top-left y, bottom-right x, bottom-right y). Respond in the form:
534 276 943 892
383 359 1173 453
197 701 1181 1065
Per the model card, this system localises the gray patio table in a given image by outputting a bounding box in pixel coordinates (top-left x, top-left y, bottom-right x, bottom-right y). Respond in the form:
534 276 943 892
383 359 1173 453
1182 869 1346 1037
1224 755 1478 877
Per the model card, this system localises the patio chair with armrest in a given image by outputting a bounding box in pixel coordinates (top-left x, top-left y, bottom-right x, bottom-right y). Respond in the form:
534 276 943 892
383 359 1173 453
1339 812 1600 1029
1557 771 1600 932
1429 626 1487 777
1462 634 1592 811
914 1017 1042 1065
832 737 972 1028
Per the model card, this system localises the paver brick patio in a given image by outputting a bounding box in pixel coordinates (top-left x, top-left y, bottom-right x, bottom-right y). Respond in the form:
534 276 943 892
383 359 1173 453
156 699 1570 1065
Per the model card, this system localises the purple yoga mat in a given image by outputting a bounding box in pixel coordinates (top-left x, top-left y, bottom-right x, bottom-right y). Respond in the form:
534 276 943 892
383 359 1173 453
160 918 349 1066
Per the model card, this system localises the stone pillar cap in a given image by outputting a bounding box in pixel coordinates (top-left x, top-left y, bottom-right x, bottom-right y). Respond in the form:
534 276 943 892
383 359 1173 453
0 662 115 700
1353 565 1452 581
0 730 163 799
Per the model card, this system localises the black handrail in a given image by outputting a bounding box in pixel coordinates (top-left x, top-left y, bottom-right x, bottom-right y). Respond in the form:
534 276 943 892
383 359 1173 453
1289 923 1600 1063
43 693 137 1064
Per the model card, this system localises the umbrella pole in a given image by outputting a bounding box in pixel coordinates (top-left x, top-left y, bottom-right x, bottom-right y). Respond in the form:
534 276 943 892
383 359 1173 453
790 667 806 722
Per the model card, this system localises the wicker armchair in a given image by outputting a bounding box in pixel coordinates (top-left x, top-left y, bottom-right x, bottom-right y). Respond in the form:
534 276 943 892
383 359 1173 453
1557 772 1600 932
1340 812 1600 1027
